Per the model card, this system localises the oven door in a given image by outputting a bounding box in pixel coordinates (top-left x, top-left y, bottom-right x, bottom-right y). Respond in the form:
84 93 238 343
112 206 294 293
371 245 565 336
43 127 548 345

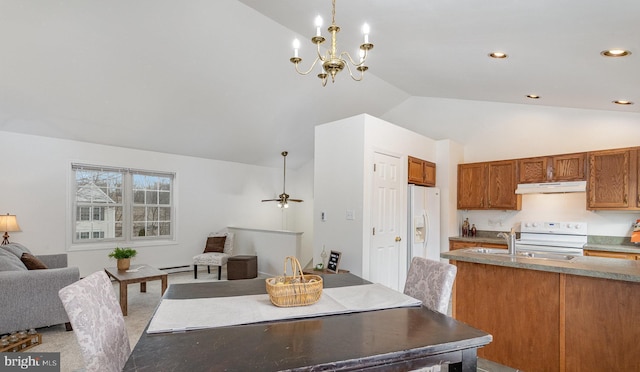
515 243 584 256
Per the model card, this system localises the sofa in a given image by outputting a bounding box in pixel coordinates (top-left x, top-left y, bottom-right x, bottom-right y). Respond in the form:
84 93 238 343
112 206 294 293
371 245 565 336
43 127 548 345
0 243 80 335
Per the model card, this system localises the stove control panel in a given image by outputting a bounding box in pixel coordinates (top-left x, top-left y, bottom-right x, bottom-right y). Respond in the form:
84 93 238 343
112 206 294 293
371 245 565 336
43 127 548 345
520 221 587 235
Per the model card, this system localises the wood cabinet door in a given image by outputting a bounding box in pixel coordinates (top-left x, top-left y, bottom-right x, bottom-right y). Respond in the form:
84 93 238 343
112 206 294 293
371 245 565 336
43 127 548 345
518 153 586 183
551 152 586 181
518 157 548 183
423 160 436 187
588 149 632 209
487 160 520 210
457 163 487 209
450 241 508 250
584 250 636 260
636 149 640 208
449 241 478 250
408 156 424 184
408 156 436 186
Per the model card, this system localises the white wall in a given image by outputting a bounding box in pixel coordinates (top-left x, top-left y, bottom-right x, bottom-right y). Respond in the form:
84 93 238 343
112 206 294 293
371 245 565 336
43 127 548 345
313 114 449 279
314 116 366 276
0 131 313 276
436 140 465 252
383 96 640 237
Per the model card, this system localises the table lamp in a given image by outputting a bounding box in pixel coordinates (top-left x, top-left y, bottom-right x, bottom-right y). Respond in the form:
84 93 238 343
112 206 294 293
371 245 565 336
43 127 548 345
0 213 21 245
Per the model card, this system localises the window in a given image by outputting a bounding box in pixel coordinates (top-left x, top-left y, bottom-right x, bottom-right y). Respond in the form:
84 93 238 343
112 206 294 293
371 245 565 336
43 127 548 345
72 164 174 244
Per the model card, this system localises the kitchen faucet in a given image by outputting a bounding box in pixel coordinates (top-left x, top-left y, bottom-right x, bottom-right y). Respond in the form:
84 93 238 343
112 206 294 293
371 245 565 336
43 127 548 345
497 228 517 255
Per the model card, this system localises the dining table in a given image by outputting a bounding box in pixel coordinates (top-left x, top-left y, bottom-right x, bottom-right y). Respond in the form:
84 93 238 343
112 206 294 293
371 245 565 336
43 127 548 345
123 273 492 372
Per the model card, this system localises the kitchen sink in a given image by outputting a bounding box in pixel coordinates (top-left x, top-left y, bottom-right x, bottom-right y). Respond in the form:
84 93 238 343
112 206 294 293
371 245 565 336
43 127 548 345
467 248 510 254
465 247 576 261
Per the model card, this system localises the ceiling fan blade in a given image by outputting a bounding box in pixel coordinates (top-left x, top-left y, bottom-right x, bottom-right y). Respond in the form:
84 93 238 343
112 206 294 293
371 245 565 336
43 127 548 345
288 199 304 202
261 199 280 202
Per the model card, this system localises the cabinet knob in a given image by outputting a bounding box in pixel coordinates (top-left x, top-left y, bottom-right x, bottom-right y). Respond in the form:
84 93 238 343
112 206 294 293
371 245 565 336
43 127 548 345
395 236 402 242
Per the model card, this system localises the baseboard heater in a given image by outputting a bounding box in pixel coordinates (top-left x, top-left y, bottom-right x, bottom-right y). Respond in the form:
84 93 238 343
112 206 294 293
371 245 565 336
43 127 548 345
159 265 191 273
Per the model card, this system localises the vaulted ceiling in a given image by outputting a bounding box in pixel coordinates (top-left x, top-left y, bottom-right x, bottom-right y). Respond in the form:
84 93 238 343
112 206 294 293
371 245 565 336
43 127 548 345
1 0 638 168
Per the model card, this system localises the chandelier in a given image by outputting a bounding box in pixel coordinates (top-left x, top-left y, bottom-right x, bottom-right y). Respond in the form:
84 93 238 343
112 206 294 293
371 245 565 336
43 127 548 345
290 0 373 86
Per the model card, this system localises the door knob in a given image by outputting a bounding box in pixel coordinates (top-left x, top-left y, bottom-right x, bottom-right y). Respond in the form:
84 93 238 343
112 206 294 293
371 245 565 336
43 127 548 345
395 236 401 242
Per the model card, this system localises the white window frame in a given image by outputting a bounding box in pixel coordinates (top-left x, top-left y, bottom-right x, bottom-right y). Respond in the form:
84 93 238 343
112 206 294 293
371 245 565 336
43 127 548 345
70 163 175 247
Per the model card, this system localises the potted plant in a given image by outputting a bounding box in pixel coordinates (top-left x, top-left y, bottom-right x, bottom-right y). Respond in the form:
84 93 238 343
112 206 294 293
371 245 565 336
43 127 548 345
108 247 137 270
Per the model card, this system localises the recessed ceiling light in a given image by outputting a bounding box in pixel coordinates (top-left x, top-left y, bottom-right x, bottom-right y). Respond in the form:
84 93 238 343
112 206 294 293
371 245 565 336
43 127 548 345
489 52 508 59
601 49 631 57
526 94 540 99
613 100 634 105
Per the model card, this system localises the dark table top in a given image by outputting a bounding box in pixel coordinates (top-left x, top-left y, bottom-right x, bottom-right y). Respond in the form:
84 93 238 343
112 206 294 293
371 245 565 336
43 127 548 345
124 273 491 372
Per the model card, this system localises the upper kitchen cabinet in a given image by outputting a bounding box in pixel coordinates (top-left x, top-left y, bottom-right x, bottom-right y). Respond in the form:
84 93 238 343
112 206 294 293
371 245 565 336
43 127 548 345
587 147 639 210
408 156 436 187
458 160 521 210
517 153 586 183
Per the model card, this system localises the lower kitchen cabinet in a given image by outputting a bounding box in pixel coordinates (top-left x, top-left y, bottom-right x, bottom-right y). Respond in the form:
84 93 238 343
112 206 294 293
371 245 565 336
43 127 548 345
584 250 640 260
451 261 640 371
449 241 507 250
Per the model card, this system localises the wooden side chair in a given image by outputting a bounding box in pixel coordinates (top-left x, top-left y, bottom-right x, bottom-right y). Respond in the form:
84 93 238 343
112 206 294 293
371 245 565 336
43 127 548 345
404 257 457 314
58 270 131 372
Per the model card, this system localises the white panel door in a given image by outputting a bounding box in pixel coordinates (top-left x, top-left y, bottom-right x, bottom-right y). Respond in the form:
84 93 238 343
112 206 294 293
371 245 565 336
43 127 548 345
370 152 403 291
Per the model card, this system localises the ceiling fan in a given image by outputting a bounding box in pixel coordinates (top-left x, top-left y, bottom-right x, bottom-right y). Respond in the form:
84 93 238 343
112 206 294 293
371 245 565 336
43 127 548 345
262 151 303 208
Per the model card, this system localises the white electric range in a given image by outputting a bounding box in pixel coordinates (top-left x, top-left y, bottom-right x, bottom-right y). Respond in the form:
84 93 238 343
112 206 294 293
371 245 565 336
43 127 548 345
516 221 588 256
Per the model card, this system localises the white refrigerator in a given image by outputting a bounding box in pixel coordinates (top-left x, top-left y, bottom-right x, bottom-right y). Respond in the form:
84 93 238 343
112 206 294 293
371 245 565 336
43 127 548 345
407 185 441 271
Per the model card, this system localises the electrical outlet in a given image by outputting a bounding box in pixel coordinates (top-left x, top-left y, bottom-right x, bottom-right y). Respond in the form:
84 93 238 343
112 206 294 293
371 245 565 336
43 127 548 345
346 210 355 220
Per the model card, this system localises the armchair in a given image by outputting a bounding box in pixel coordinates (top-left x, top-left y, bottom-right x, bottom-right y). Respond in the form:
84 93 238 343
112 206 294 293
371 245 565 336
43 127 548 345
193 230 234 280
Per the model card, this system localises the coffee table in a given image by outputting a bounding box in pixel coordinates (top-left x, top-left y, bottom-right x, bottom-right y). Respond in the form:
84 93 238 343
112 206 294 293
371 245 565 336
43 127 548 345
104 265 168 316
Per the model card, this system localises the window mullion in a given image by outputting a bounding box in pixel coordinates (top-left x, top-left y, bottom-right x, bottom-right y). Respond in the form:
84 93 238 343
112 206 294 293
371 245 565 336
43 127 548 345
124 172 132 241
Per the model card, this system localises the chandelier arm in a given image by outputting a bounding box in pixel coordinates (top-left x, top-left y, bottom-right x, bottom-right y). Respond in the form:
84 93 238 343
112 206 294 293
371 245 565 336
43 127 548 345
343 62 365 82
293 57 322 75
339 50 369 67
316 42 327 61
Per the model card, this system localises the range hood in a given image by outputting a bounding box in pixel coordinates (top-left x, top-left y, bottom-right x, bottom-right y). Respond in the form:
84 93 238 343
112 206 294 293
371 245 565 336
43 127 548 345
515 181 587 194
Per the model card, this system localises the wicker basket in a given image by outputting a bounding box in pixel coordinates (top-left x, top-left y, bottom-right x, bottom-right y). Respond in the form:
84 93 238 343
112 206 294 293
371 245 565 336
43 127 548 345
266 256 323 307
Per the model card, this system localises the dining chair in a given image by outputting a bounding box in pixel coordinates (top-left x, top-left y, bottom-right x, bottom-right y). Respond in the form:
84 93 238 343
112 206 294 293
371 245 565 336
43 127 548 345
404 257 457 314
58 270 131 372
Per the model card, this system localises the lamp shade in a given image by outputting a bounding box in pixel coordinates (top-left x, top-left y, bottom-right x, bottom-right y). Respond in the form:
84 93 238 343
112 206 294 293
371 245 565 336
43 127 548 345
0 214 21 232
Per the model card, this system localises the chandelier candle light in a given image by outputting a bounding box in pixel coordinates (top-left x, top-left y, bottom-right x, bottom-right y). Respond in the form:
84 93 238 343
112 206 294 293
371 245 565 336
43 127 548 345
290 0 373 86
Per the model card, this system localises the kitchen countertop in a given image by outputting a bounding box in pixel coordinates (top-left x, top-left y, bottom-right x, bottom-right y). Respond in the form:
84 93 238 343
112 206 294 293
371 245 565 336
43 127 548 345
451 233 640 254
584 242 640 253
441 248 640 283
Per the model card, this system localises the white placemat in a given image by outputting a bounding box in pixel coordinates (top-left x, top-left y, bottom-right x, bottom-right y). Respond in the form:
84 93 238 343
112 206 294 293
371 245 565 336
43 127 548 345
147 283 421 334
